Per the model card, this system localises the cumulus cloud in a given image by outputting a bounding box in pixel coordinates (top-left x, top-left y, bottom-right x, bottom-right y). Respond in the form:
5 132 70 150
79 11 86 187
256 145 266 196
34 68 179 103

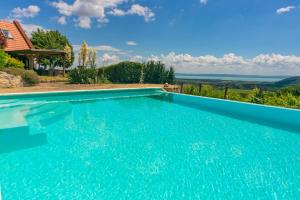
70 48 300 75
51 0 154 28
126 41 138 46
99 53 120 64
276 6 296 14
138 52 300 75
57 16 67 25
130 55 144 62
75 16 91 28
108 4 155 22
127 4 155 22
200 0 208 5
108 8 126 16
10 5 40 19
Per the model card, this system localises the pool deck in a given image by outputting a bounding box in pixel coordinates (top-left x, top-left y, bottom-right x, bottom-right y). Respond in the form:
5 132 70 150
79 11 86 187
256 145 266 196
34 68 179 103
0 82 178 94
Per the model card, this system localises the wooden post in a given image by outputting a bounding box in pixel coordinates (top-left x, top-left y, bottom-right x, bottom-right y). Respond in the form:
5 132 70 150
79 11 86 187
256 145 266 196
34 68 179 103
180 83 184 93
224 86 229 99
198 83 202 95
28 55 34 70
259 87 263 97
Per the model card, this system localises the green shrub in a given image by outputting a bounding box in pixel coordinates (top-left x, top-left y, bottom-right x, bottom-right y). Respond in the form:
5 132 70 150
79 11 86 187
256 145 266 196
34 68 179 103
249 88 265 104
143 61 175 84
143 61 167 84
1 68 39 86
0 50 24 68
102 61 175 84
104 62 143 83
181 83 300 109
22 71 40 86
69 67 110 84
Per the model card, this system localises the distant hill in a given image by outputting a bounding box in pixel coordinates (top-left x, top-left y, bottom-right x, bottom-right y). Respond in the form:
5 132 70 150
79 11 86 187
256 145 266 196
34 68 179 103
274 76 300 87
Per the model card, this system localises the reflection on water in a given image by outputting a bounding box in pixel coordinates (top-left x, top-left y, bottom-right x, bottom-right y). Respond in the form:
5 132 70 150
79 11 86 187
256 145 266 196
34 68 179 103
0 126 47 154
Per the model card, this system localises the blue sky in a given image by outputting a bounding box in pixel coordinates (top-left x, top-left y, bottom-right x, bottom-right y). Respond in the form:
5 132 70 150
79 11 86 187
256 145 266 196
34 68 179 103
1 0 300 75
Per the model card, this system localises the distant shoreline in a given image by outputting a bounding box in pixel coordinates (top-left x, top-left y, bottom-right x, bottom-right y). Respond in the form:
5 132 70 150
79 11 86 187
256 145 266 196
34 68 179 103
175 73 290 82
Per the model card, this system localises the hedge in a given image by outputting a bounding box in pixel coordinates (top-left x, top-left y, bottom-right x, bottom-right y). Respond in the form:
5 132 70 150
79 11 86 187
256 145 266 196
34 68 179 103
69 67 110 84
104 61 143 83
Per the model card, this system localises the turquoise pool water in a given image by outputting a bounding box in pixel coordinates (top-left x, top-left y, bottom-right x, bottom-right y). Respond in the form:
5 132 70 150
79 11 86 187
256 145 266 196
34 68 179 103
0 88 299 199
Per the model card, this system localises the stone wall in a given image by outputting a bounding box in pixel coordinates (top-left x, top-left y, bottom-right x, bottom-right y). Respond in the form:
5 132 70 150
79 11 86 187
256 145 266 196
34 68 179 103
0 71 23 88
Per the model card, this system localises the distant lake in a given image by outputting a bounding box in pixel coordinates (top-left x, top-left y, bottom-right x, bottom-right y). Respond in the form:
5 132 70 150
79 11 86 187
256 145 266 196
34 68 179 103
175 74 290 82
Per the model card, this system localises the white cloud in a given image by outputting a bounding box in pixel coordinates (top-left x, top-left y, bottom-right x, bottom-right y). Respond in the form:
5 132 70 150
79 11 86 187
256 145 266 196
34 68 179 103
70 49 300 75
21 23 47 37
94 45 121 52
108 4 155 22
10 5 40 19
57 16 67 25
51 0 155 28
276 6 296 14
135 52 300 75
75 16 91 28
108 8 126 16
127 4 155 22
200 0 208 5
72 45 122 66
126 41 138 46
130 55 144 62
100 53 120 64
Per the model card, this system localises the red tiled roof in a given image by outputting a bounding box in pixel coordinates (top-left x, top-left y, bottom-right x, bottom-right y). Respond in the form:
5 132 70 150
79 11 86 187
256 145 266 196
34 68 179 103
0 20 33 51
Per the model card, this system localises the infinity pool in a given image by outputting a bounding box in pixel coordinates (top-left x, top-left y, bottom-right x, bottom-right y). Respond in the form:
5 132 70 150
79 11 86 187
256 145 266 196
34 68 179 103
0 88 299 199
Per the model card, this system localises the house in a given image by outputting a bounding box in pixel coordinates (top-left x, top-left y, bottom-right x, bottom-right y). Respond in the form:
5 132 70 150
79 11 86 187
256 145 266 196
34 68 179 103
0 20 65 69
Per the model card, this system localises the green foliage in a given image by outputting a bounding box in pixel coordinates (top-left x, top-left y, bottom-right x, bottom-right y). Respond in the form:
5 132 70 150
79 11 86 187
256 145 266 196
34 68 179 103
102 61 175 84
0 50 24 69
22 71 40 86
181 84 300 109
104 61 143 83
278 86 300 96
1 68 39 86
69 60 175 84
167 67 175 84
143 61 168 84
183 84 224 99
69 67 110 84
31 29 74 69
249 88 265 104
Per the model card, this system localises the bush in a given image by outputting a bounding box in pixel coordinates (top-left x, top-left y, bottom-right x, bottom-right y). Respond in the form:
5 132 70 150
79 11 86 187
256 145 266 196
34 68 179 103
143 61 167 84
22 71 40 86
69 67 110 84
143 61 175 84
104 62 143 83
0 50 24 69
1 68 39 86
102 61 175 84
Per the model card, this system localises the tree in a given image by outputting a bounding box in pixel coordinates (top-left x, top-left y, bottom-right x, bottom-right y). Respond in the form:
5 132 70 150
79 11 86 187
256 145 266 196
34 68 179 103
87 48 97 68
78 41 89 67
166 67 175 84
63 45 72 76
31 29 74 73
144 61 167 84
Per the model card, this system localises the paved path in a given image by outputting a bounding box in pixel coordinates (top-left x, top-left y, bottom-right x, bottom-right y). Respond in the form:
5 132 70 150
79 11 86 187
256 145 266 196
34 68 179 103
0 83 164 94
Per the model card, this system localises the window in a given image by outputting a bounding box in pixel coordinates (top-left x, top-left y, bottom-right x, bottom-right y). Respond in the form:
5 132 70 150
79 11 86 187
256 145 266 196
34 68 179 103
0 29 13 39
